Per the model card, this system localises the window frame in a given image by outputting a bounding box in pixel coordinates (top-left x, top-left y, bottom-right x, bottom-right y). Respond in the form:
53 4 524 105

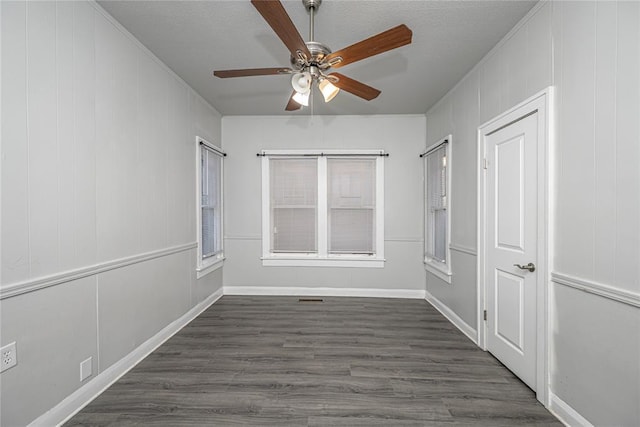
261 149 385 268
423 135 452 283
196 137 225 278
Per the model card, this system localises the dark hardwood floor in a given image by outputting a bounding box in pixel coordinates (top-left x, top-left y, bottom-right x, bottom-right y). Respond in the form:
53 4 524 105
66 296 561 426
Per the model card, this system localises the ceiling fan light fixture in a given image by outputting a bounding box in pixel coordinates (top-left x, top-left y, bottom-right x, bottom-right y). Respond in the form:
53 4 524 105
319 79 339 102
291 71 312 94
292 90 310 107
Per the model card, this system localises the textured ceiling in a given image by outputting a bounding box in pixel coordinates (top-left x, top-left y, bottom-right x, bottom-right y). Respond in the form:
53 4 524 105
98 0 537 116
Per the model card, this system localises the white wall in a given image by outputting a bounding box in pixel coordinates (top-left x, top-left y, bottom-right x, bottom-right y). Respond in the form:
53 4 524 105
425 0 554 330
0 2 223 426
550 2 639 425
222 115 426 296
425 1 639 425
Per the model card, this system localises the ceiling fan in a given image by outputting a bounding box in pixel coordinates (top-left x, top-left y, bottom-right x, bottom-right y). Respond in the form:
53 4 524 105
213 0 413 111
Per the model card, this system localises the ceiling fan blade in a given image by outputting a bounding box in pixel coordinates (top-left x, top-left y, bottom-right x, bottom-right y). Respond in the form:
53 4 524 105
325 24 412 68
285 91 302 111
213 67 292 78
329 73 381 101
251 0 311 60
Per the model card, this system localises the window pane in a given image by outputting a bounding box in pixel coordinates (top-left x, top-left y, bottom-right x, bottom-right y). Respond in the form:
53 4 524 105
328 159 375 254
425 145 447 262
201 147 222 258
272 207 316 252
270 159 317 252
434 209 447 262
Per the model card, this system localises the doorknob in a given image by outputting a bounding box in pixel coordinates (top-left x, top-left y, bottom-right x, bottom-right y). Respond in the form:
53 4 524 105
514 262 535 272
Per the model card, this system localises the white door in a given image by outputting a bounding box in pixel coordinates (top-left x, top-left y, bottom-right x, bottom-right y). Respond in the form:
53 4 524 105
485 112 538 390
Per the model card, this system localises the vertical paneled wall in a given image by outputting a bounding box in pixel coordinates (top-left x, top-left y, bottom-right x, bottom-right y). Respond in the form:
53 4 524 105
551 2 639 425
425 2 554 329
0 2 222 426
553 1 639 295
425 2 639 425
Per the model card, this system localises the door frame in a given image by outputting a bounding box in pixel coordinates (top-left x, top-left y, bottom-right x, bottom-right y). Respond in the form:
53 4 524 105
476 87 554 405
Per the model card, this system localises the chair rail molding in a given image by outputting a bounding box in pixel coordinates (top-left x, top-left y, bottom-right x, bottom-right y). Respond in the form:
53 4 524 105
1 243 197 300
449 243 477 256
551 272 640 308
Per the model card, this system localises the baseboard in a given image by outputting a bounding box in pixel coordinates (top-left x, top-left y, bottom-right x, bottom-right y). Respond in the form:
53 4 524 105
224 285 426 300
424 289 477 344
549 392 594 427
29 287 224 427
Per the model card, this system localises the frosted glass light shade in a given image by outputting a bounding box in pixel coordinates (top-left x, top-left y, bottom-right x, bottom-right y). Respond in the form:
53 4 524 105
292 90 310 107
319 79 339 102
291 72 312 93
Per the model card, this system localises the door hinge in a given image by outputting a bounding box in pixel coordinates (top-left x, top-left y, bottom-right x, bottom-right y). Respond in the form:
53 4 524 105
483 310 487 321
483 158 488 169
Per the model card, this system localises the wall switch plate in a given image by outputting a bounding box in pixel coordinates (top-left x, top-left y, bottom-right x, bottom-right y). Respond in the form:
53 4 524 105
80 357 92 382
1 342 17 372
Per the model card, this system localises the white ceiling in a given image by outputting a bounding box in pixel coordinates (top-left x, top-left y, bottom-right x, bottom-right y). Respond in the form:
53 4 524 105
98 0 537 116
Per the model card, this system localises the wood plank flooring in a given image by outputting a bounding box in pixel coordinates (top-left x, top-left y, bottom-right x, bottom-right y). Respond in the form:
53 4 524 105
66 296 561 426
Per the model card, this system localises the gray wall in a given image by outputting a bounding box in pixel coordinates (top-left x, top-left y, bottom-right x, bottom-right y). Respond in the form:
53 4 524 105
425 2 639 425
222 115 426 294
424 0 554 330
2 1 638 426
0 2 223 425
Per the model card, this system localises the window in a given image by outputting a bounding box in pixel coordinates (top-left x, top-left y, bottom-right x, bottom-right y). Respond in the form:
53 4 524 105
197 138 225 277
270 158 318 253
328 159 376 254
261 150 385 267
423 136 452 282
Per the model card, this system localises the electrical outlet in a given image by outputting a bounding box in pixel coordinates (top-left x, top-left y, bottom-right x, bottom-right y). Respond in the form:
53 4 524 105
1 342 17 372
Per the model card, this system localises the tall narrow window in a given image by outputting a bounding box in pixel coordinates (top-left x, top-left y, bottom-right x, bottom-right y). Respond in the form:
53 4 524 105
261 150 385 268
198 138 224 277
423 136 452 282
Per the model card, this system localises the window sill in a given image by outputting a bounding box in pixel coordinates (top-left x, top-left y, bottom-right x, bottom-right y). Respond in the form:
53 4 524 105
424 259 452 284
262 255 385 268
197 256 225 279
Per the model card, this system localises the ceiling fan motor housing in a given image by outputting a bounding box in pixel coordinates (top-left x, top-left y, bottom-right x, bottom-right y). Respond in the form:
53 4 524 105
291 41 331 67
